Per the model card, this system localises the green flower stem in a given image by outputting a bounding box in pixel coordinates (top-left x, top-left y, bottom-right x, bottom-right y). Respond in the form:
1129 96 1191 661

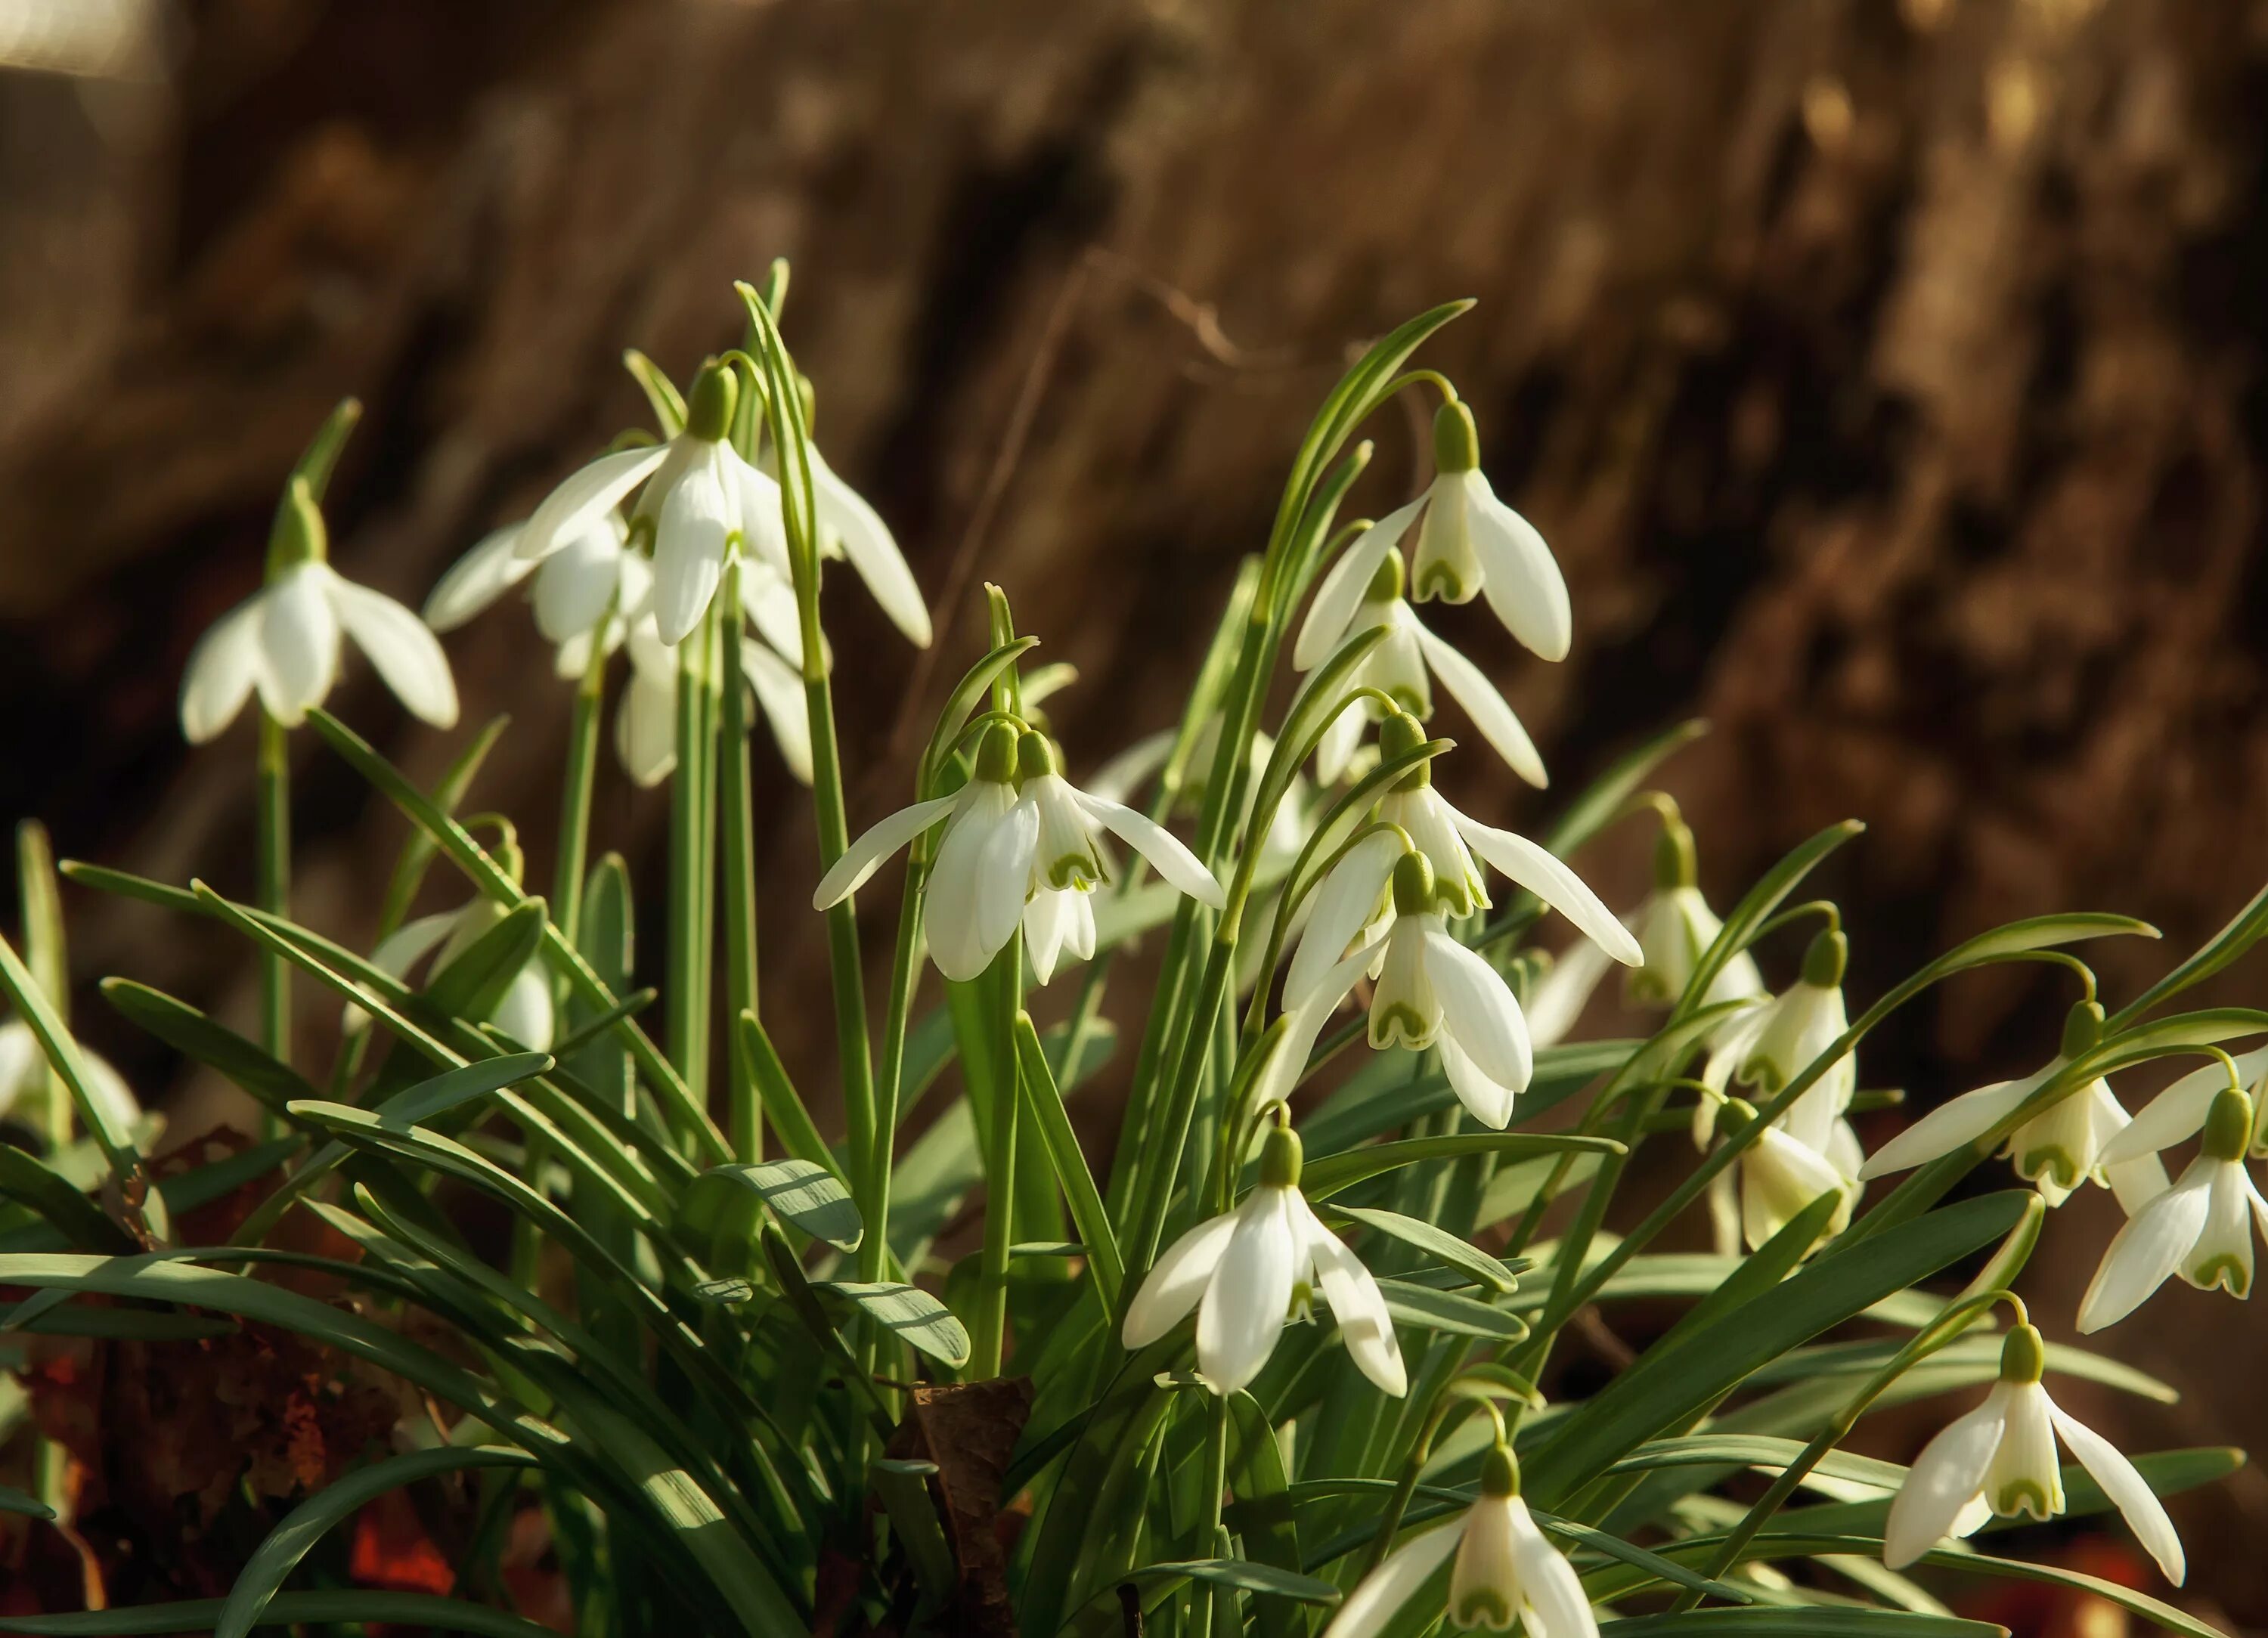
256 709 291 1136
862 848 929 1283
718 555 764 1163
666 598 720 1113
1195 1393 1233 1638
971 930 1024 1379
552 625 609 952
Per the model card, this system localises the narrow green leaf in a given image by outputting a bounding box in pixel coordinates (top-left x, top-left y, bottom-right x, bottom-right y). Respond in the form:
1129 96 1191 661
624 349 689 435
98 979 319 1125
1012 1011 1123 1310
1123 1557 1340 1605
0 1145 135 1253
699 1159 863 1252
815 1279 970 1367
1301 1132 1624 1202
0 930 143 1215
1374 1279 1528 1342
0 1484 54 1519
1332 1205 1517 1292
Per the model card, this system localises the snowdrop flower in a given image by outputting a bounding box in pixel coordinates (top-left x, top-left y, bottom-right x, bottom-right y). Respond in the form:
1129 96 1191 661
1725 1097 1863 1252
0 1020 138 1135
513 364 790 646
342 890 552 1051
1122 1118 1403 1395
1325 1444 1596 1638
613 615 810 789
1622 814 1765 1011
181 478 458 742
2097 1045 2268 1168
813 726 1222 984
1738 928 1856 1155
1884 1321 2183 1584
423 510 652 675
2079 1085 2268 1333
762 432 932 649
1271 850 1553 1129
1294 541 1548 788
1402 399 1572 659
1860 1002 2167 1211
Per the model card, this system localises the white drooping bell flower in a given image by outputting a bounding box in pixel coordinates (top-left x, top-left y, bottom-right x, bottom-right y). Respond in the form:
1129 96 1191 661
813 724 1222 984
180 478 459 742
1404 399 1572 660
0 1019 138 1135
1724 1096 1863 1253
1622 819 1766 1018
1270 850 1563 1129
1325 1443 1597 1638
613 615 810 789
2096 1045 2268 1168
1121 1118 1404 1396
1739 928 1857 1156
2079 1085 2268 1333
761 426 932 649
1859 1002 2168 1211
1884 1322 2183 1584
513 364 791 646
341 868 553 1051
1294 539 1548 788
424 509 652 676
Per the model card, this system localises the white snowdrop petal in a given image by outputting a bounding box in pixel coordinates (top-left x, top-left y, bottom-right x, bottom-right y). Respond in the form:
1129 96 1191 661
80 1051 142 1135
178 593 266 743
816 451 932 647
615 673 677 787
1464 472 1572 662
1294 503 1413 672
1196 1191 1297 1394
1075 791 1224 909
2078 1166 2214 1333
423 525 533 633
1883 1397 2007 1568
1295 1197 1405 1395
812 792 963 909
1322 1519 1467 1638
1526 937 1613 1051
494 963 556 1051
2048 1404 2185 1584
327 571 460 728
739 562 810 672
2099 1051 2268 1164
1448 1494 1522 1630
1439 1033 1517 1129
2186 1163 2256 1293
730 454 792 573
1285 830 1402 1008
1857 1077 2036 1181
1507 1498 1599 1638
254 565 341 725
531 525 627 643
341 912 456 1034
970 800 1042 966
517 444 666 562
652 464 733 645
1411 621 1548 788
1121 1210 1241 1347
739 637 813 785
1023 890 1072 986
1453 817 1640 965
1314 697 1368 785
1421 928 1533 1094
0 1022 40 1115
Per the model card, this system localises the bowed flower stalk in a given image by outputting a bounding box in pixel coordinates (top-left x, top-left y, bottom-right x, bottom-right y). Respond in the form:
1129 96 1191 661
1269 847 1624 1127
1294 540 1550 788
513 363 792 646
1884 1321 2183 1584
1121 1116 1404 1395
2080 1085 2268 1333
1859 1001 2167 1210
1622 807 1766 1012
813 724 1223 984
1326 1443 1597 1638
2096 1045 2268 1168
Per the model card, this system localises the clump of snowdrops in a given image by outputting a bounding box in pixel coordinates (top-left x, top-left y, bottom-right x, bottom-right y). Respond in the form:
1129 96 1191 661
0 265 2254 1637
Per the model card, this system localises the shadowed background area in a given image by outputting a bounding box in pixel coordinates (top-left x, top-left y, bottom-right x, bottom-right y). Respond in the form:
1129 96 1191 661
2 0 2266 1629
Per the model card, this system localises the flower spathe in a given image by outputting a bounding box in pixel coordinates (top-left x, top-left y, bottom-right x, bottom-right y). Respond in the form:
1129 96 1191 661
1325 1444 1597 1638
1859 1002 2167 1211
1884 1323 2183 1584
812 725 1223 984
2079 1086 2268 1333
513 364 791 646
180 481 459 742
1294 543 1549 788
1121 1121 1403 1396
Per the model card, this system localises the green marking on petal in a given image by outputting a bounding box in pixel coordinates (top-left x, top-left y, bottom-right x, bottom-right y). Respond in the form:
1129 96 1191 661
2190 1252 2251 1295
1994 1479 2054 1521
1452 1588 1513 1629
1046 852 1102 892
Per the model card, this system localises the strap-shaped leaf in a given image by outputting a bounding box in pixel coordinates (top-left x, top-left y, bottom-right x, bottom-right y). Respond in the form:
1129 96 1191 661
0 1144 134 1253
1374 1279 1527 1342
1300 1132 1624 1202
700 1159 862 1251
814 1279 969 1367
99 979 319 1125
1331 1205 1517 1293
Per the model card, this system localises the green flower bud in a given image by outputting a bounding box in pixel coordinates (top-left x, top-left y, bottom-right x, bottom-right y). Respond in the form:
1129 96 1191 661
1998 1322 2046 1385
2059 1000 2105 1060
1391 850 1437 916
974 721 1020 785
1433 398 1479 474
1479 1441 1521 1498
265 477 328 576
1652 816 1697 890
1365 546 1405 604
1259 1122 1304 1189
685 363 739 443
1378 710 1430 788
1801 927 1848 989
2204 1086 2255 1163
1016 729 1060 781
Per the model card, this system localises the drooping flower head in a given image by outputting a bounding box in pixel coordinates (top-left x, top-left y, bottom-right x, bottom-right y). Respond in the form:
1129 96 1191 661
1325 1443 1598 1638
1884 1321 2183 1584
1121 1116 1404 1396
1622 810 1765 1011
2080 1085 2268 1333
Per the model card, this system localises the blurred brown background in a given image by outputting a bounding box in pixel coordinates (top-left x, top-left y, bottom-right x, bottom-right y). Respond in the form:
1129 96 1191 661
2 0 2266 1629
